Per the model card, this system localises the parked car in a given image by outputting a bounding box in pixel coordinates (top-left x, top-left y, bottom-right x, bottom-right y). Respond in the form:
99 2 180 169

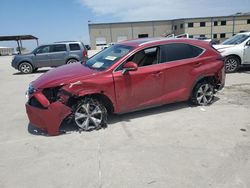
26 38 225 136
11 41 88 74
213 32 250 73
85 45 91 50
102 42 116 50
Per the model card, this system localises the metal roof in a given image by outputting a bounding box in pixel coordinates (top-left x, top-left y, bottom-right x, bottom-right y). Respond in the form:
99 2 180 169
89 12 250 26
0 35 38 41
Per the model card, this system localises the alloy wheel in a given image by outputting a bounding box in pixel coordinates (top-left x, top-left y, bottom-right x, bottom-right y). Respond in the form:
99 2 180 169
196 83 214 105
74 102 103 131
225 58 238 73
20 63 32 74
67 59 78 64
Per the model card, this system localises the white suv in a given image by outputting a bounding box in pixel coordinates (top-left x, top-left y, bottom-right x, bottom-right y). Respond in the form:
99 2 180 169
213 32 250 73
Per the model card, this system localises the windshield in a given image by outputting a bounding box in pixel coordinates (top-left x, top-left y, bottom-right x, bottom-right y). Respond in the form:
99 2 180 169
84 44 134 70
222 34 250 45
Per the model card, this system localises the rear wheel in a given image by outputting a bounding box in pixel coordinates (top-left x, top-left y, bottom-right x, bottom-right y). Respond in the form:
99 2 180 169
19 62 33 74
191 81 214 106
73 97 107 131
224 56 240 73
66 59 78 64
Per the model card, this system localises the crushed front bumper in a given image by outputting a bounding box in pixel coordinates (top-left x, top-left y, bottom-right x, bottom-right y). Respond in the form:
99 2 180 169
25 90 72 136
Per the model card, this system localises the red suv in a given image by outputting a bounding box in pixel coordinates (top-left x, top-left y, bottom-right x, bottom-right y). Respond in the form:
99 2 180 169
26 38 225 136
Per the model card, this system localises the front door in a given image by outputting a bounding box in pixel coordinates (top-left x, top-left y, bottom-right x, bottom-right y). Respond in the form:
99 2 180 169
32 45 51 67
113 46 164 113
244 41 250 64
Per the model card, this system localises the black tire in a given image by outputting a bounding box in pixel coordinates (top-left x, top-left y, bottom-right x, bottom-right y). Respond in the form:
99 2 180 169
66 59 78 64
191 81 214 106
224 56 240 73
19 62 33 74
73 97 107 131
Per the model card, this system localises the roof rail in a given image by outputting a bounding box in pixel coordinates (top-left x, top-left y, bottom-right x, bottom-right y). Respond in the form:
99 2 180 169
138 38 169 46
54 41 78 43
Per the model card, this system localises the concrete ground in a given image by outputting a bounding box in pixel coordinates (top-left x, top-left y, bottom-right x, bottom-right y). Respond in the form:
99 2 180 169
0 56 249 188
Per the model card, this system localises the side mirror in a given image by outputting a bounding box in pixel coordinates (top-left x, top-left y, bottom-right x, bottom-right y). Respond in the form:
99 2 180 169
33 52 37 56
246 40 250 46
122 61 138 74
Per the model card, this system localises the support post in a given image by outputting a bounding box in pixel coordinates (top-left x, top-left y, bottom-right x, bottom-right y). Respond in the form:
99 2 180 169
16 40 21 54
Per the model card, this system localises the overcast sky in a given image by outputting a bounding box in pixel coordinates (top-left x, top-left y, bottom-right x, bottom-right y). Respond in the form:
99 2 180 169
0 0 250 50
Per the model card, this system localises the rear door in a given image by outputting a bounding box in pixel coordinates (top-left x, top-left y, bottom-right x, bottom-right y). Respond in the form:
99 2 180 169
113 46 165 112
49 44 68 66
159 43 205 103
33 45 51 67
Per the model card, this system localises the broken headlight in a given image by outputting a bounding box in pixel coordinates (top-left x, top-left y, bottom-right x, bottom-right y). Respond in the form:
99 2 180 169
26 84 37 98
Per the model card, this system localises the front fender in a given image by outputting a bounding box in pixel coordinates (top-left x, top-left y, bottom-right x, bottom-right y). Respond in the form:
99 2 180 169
17 58 33 67
220 46 243 61
62 84 116 108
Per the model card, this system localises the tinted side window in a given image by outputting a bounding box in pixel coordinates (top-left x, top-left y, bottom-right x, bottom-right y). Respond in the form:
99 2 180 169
36 45 50 54
69 43 81 51
191 45 204 57
50 44 66 52
160 43 203 63
126 46 159 67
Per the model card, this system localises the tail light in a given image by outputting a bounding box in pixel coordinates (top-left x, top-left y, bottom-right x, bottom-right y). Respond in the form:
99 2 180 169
83 50 88 58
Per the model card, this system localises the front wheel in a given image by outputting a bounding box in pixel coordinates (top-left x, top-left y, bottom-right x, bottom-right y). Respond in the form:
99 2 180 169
224 56 240 73
191 81 214 106
19 62 33 74
73 97 107 131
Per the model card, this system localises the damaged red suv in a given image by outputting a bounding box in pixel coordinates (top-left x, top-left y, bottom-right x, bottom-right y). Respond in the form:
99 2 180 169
26 38 225 136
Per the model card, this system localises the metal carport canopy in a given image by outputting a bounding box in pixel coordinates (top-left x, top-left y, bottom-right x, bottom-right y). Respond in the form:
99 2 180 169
0 35 39 54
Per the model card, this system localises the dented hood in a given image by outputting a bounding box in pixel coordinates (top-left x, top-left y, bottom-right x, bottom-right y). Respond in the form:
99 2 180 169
32 63 99 89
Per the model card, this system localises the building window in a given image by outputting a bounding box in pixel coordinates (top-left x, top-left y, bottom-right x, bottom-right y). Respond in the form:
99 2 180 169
200 22 206 27
174 25 177 30
138 34 148 38
200 34 205 37
221 20 226 25
188 22 193 27
214 21 218 26
180 24 183 29
220 33 226 38
189 35 193 38
213 34 217 39
247 19 250 24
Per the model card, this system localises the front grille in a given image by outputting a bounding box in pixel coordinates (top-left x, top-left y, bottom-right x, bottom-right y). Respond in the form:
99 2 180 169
42 86 62 103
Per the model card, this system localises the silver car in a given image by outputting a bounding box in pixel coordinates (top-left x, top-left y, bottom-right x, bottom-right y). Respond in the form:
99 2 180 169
11 41 88 74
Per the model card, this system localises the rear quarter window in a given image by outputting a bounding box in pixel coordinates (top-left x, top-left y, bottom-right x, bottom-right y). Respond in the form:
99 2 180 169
160 43 204 63
69 43 81 51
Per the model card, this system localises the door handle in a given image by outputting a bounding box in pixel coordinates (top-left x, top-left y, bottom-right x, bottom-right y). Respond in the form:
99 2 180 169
194 62 202 67
152 71 163 77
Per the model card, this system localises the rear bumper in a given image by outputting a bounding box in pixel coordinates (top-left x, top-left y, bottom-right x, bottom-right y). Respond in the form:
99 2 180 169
26 101 72 136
